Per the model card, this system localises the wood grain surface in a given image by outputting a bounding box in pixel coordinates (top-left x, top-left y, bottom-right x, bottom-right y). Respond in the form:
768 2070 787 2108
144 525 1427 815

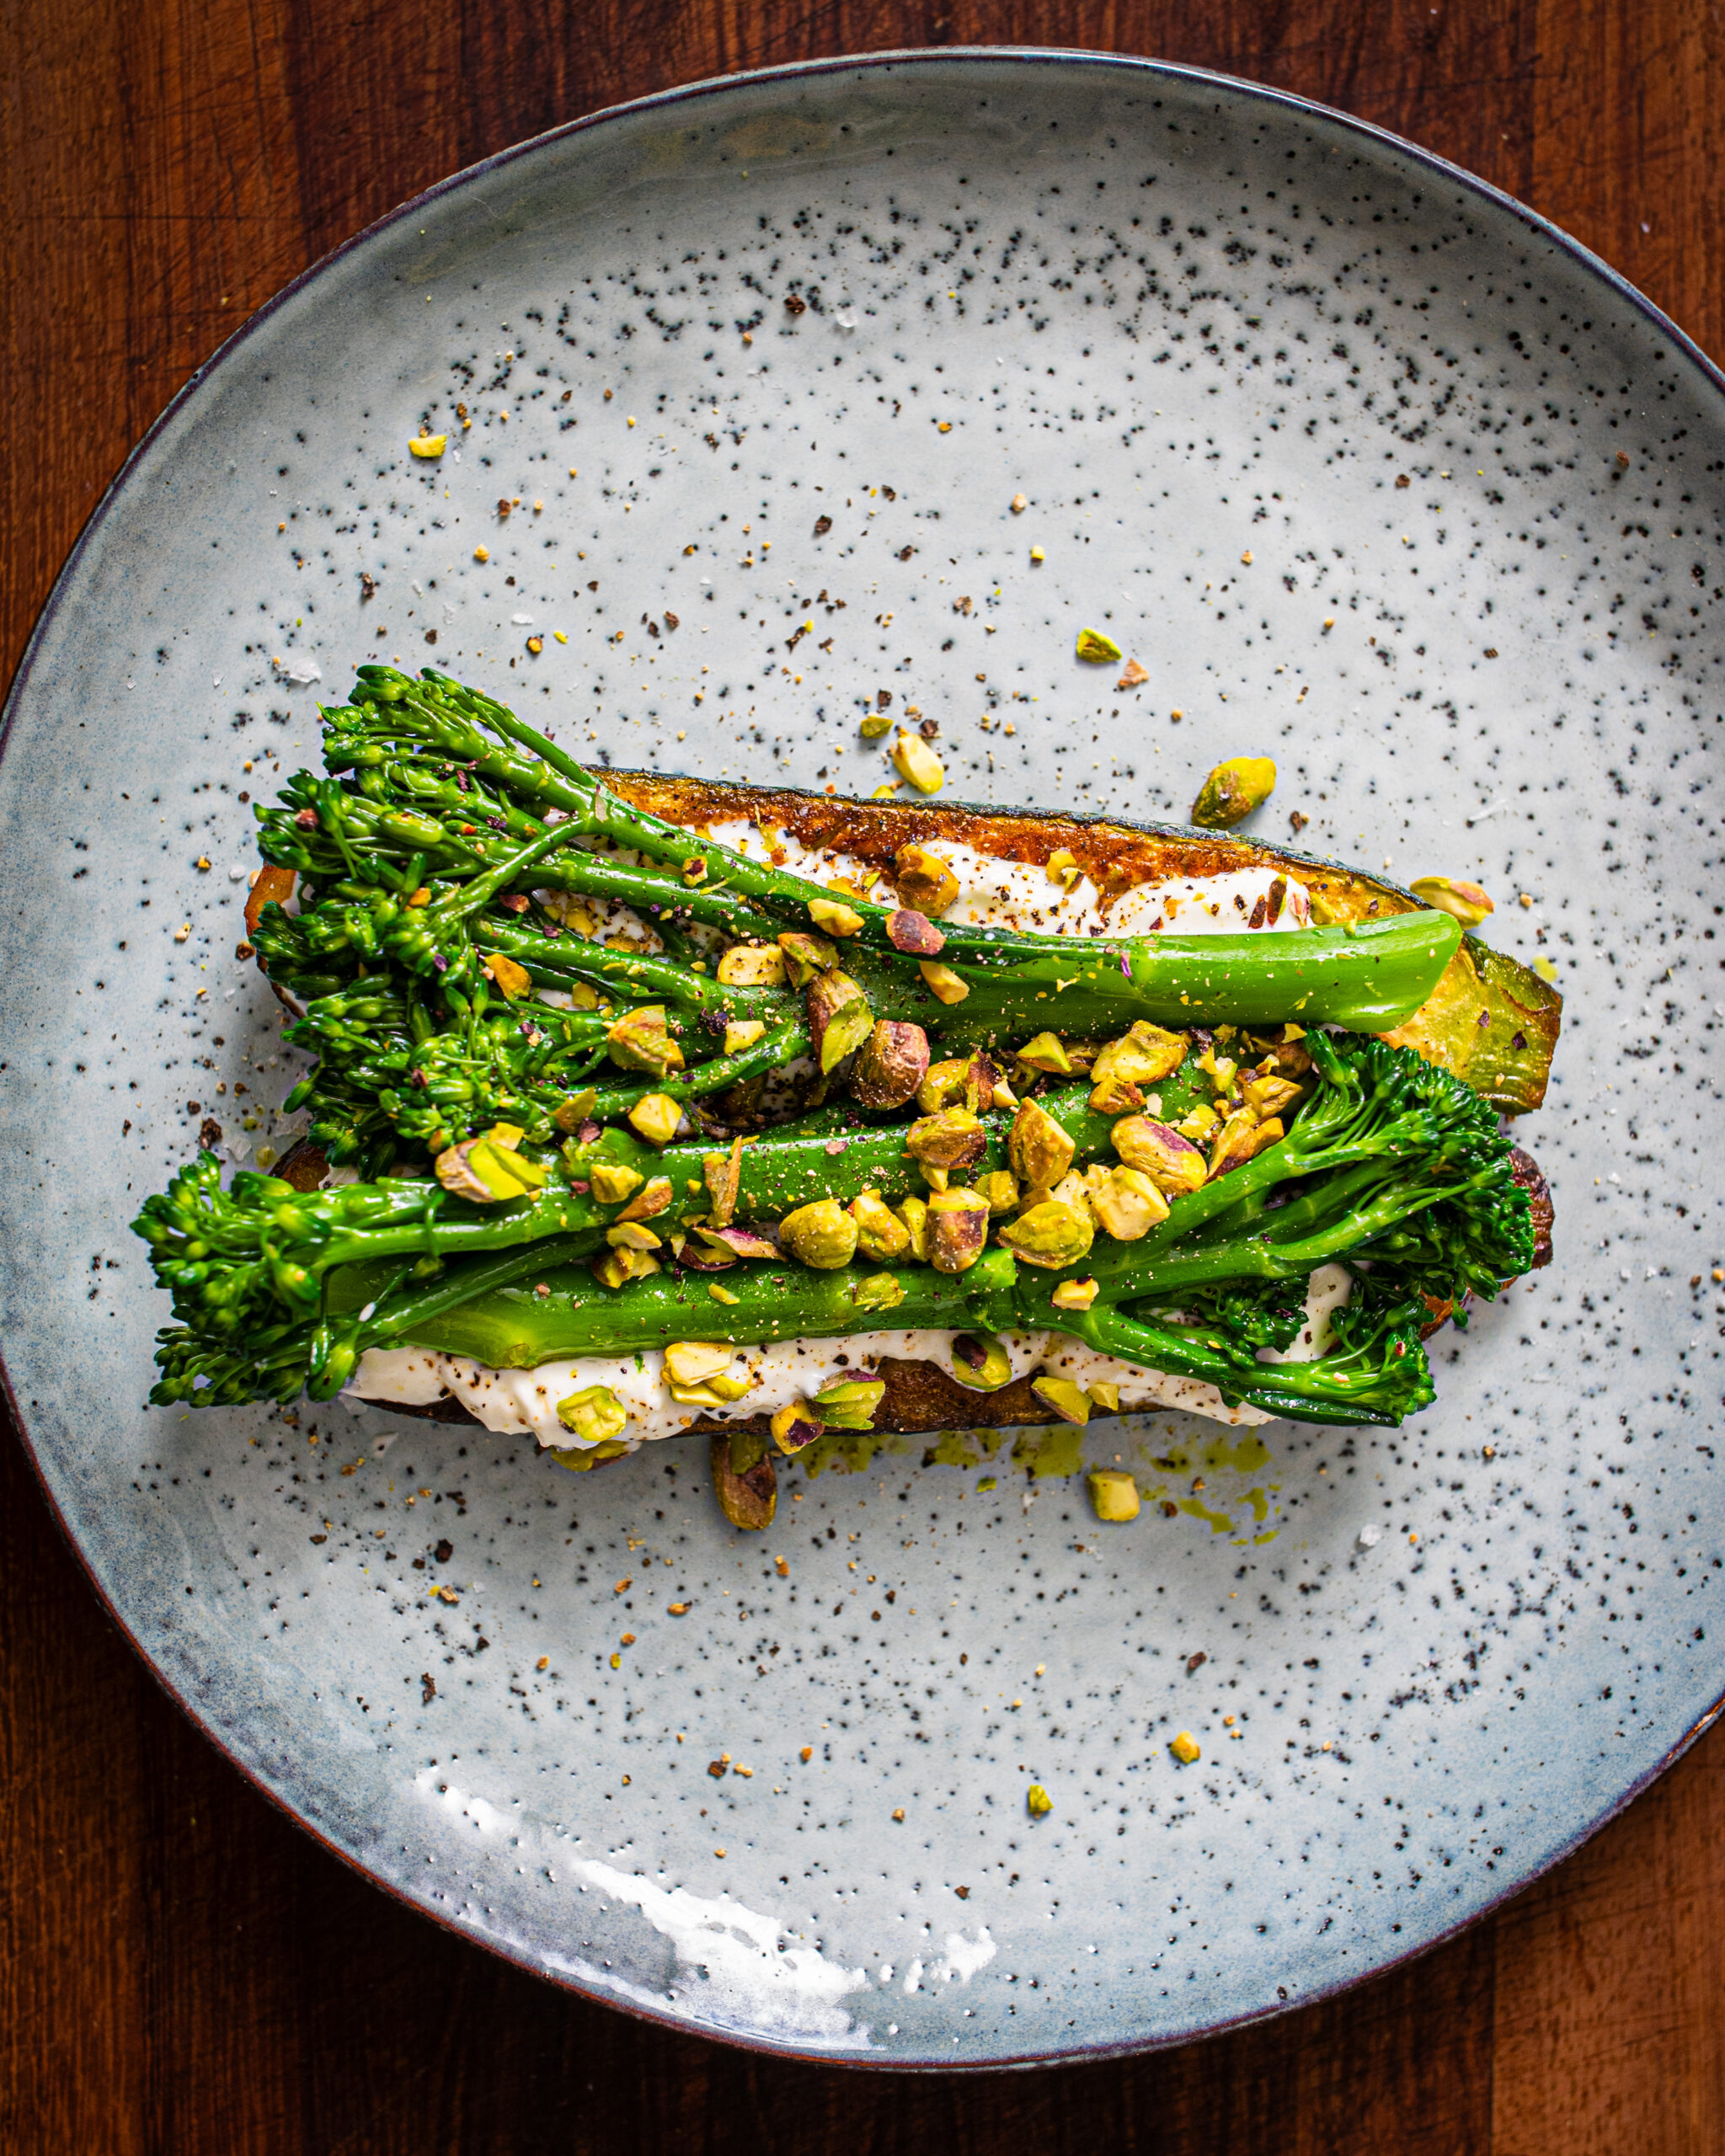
3 3 1723 2148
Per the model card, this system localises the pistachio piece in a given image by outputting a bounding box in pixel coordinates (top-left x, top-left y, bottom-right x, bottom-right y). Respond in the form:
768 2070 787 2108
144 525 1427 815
1075 627 1124 664
771 1401 825 1454
1177 1100 1220 1142
807 970 873 1075
1050 1276 1099 1311
587 1157 646 1205
895 841 961 917
662 1339 736 1389
1087 1469 1140 1521
1170 1731 1201 1765
702 1135 744 1227
614 1174 673 1223
1089 1022 1188 1115
1085 1163 1170 1241
1115 658 1149 689
1044 848 1084 893
905 1105 987 1175
927 1187 991 1273
975 1168 1020 1214
1008 1097 1077 1190
1013 1030 1075 1076
717 942 788 988
809 894 865 937
813 1376 885 1429
1087 1380 1120 1414
891 731 944 794
435 1133 547 1203
776 930 838 987
1191 755 1276 830
949 1333 1013 1391
852 1271 906 1315
1410 874 1494 926
779 1198 860 1270
605 1220 663 1251
966 1049 1012 1113
606 1004 684 1077
842 1022 926 1115
919 960 970 1005
1242 1070 1305 1118
1032 1374 1091 1425
1209 1111 1284 1180
696 1223 781 1262
434 1140 499 1203
999 1198 1094 1271
858 710 893 740
591 1244 662 1289
723 1017 766 1055
556 1385 630 1446
712 1432 776 1529
627 1092 683 1148
482 950 533 1000
886 906 946 956
1110 1116 1207 1194
1027 1783 1055 1818
897 1193 929 1262
850 1189 911 1261
551 1088 599 1134
916 1059 971 1114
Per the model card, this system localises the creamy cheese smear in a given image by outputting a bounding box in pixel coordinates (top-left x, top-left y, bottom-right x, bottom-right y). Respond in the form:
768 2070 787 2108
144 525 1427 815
347 826 1327 1453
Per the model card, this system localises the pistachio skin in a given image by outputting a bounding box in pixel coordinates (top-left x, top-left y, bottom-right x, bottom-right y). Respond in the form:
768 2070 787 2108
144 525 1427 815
851 1020 930 1111
927 1187 991 1273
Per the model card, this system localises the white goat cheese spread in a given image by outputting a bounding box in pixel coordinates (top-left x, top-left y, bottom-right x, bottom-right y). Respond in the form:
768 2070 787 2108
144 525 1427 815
344 819 1323 1450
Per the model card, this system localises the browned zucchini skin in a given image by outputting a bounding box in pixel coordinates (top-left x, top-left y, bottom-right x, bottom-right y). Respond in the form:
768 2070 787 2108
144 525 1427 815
601 774 1561 1113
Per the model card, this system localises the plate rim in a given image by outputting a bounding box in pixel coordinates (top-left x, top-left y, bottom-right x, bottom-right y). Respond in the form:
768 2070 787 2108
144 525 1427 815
4 42 1723 2068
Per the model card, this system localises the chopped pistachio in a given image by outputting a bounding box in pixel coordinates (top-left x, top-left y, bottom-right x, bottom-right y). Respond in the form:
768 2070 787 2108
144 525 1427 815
809 895 865 938
905 1105 987 1174
779 1197 859 1270
949 1333 1013 1391
1409 874 1494 926
1169 1731 1201 1765
886 907 945 956
916 1058 972 1114
897 1193 930 1262
999 1198 1094 1271
1242 1070 1304 1118
409 432 447 458
813 1376 885 1430
703 1136 744 1227
851 1189 911 1261
435 1140 499 1203
1075 627 1123 664
708 1283 740 1305
1089 1021 1187 1113
662 1339 735 1388
697 1223 780 1261
723 1017 767 1055
1032 1373 1091 1425
712 1431 776 1529
1210 1111 1284 1180
851 1019 930 1111
483 951 533 1000
859 710 893 740
927 1187 991 1273
895 841 961 917
776 930 838 987
605 1220 663 1251
919 960 969 1005
591 1243 662 1289
606 1004 684 1076
1044 848 1084 892
808 970 873 1074
975 1168 1020 1214
1087 1468 1140 1520
1177 1100 1220 1142
1008 1097 1077 1191
556 1384 629 1445
1014 1030 1075 1076
1027 1782 1054 1818
587 1158 646 1204
771 1401 825 1454
1087 1380 1120 1414
615 1174 672 1222
852 1271 906 1314
716 942 788 987
891 731 945 794
1191 755 1276 830
627 1092 683 1147
1050 1276 1099 1311
1086 1164 1167 1241
1110 1115 1207 1194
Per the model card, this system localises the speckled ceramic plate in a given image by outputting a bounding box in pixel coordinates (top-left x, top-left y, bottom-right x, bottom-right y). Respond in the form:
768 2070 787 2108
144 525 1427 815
4 48 1723 2066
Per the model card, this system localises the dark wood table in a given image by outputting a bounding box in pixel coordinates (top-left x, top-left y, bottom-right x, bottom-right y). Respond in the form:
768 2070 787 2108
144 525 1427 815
5 3 1723 2146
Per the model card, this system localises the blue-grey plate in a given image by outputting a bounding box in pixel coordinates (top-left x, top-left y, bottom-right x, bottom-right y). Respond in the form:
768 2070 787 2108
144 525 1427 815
3 49 1722 2067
